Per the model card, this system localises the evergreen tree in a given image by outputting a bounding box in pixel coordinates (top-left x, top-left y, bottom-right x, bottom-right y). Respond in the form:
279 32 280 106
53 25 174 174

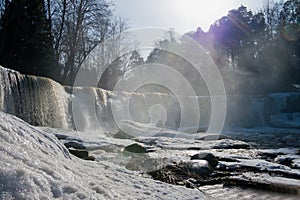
126 50 144 70
0 0 55 78
279 0 300 85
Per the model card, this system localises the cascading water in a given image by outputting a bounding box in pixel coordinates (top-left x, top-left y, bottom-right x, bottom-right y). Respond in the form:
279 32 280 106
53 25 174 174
0 66 69 129
1 66 299 132
269 93 300 128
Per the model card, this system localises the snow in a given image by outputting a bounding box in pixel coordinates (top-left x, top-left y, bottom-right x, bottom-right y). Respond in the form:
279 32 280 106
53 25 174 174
1 110 300 199
0 111 206 199
219 158 300 176
236 172 300 190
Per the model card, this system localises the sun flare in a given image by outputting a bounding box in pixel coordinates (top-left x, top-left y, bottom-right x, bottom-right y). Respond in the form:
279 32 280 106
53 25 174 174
170 0 235 31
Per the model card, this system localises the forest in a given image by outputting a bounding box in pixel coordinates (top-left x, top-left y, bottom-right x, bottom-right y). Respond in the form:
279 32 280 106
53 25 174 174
0 0 299 95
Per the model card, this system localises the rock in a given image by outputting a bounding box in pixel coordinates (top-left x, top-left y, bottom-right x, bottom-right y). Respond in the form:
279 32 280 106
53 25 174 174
275 156 294 167
197 134 230 141
54 133 69 140
113 129 134 139
184 160 213 176
123 143 148 154
54 133 82 143
85 155 96 161
191 153 218 168
258 151 280 159
68 148 95 161
217 157 240 163
214 143 250 149
257 152 280 162
69 148 88 159
63 141 86 149
64 141 95 160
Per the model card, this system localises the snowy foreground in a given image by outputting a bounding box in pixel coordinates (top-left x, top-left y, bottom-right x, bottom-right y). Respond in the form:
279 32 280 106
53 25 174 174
0 111 205 199
1 111 300 199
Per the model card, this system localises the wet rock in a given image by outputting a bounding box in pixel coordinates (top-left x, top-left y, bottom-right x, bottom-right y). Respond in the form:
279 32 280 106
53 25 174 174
275 156 294 167
64 142 95 161
54 133 82 142
213 143 250 149
69 148 88 159
54 133 69 140
258 153 277 161
197 134 230 141
113 129 134 139
217 157 240 163
257 151 284 159
187 147 203 151
123 143 148 154
85 155 96 161
291 158 300 169
191 153 218 168
68 149 95 161
63 141 86 149
184 160 213 177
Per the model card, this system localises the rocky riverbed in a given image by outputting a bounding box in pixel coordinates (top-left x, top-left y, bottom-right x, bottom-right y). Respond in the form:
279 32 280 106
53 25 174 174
50 122 300 200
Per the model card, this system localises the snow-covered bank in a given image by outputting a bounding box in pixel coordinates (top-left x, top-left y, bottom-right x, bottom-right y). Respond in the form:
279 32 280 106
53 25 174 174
0 111 206 199
1 111 300 199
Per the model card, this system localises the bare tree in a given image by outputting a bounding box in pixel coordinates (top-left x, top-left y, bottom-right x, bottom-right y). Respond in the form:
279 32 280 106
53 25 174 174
262 0 284 38
81 17 133 87
48 0 114 85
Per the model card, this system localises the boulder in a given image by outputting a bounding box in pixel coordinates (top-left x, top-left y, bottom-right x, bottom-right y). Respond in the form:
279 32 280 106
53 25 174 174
123 143 148 154
184 160 213 176
191 153 218 168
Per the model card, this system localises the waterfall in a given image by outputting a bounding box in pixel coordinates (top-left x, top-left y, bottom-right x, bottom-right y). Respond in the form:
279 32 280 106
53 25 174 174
1 66 299 131
269 93 300 128
252 97 267 126
0 66 70 129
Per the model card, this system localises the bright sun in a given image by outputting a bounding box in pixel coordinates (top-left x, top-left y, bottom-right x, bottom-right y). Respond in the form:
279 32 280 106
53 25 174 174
171 0 236 31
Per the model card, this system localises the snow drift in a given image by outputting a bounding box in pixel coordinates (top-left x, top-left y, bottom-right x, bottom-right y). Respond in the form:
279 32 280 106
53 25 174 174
0 111 205 199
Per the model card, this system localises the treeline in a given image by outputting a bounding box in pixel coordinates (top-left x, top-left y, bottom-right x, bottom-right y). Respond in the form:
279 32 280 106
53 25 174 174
147 0 300 95
0 0 299 95
0 0 129 85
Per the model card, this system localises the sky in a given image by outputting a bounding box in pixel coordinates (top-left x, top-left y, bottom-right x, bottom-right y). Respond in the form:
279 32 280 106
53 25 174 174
113 0 271 34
